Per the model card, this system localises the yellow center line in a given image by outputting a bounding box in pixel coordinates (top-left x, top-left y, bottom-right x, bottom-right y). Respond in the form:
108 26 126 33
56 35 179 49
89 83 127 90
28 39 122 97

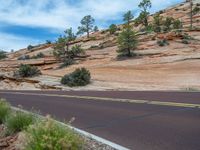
0 91 200 109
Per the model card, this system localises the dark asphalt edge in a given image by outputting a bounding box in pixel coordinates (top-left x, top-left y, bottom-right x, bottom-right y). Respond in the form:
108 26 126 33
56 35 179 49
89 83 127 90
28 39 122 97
12 106 130 150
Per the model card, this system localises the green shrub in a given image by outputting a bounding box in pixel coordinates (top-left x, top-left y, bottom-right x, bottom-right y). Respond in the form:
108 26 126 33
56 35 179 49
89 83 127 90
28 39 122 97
0 51 7 60
31 52 45 59
101 30 106 34
93 26 99 32
90 45 99 49
157 39 169 47
18 55 30 60
173 19 182 30
5 111 35 134
59 58 74 68
27 45 34 51
99 43 104 49
182 33 193 40
24 117 83 150
181 33 193 44
163 17 174 32
117 52 137 59
16 64 41 78
175 8 179 11
153 14 163 33
61 68 91 87
67 45 85 59
46 40 52 44
0 99 11 124
182 39 190 44
109 24 118 35
159 10 164 14
145 24 154 33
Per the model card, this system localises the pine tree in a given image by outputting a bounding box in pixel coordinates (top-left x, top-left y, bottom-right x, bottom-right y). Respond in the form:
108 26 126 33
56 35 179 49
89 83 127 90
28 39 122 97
117 28 137 57
153 13 163 33
109 24 118 34
189 0 200 29
123 10 134 26
77 15 95 38
53 36 67 59
64 28 76 54
93 26 99 32
53 28 76 59
138 0 152 27
64 28 76 42
117 11 137 57
173 19 182 30
163 17 174 32
190 0 193 29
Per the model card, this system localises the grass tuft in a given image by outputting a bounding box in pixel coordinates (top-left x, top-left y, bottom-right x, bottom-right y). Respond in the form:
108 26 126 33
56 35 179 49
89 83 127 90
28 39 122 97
24 116 83 150
0 99 11 124
5 111 35 134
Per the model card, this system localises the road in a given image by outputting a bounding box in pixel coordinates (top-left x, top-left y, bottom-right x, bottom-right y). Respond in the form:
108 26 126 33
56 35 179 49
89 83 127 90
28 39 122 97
0 91 200 150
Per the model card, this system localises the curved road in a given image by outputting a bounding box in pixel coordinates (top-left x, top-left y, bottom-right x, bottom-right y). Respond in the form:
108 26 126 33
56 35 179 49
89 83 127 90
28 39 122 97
0 91 200 150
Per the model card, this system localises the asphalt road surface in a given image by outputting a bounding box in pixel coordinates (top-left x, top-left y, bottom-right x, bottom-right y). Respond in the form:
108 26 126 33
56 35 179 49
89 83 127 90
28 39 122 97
0 91 200 150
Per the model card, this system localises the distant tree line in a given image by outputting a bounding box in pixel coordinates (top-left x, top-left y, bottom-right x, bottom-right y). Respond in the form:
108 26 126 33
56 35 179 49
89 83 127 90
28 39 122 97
53 0 198 62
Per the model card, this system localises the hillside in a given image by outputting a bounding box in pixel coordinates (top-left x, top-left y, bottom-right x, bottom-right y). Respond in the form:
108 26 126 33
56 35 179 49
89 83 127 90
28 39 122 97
0 0 200 91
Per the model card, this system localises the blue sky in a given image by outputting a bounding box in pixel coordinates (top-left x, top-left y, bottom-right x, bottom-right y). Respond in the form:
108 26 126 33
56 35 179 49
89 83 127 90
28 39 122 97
0 0 184 51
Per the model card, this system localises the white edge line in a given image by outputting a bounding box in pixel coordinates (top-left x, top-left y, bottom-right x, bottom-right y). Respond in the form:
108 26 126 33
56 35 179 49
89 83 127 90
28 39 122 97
12 106 130 150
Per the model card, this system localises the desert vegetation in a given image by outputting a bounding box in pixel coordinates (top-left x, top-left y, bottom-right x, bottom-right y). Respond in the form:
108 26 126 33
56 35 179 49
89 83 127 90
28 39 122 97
0 50 7 60
77 15 96 38
0 0 199 91
0 99 11 124
61 68 91 87
109 24 118 35
14 64 41 78
117 11 138 57
31 52 45 59
0 99 84 150
5 111 35 134
190 1 200 29
135 0 152 28
27 45 34 51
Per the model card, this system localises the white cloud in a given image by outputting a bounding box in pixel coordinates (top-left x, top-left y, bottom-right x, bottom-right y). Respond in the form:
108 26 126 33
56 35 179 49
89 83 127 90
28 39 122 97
0 0 184 51
0 0 183 30
0 32 40 51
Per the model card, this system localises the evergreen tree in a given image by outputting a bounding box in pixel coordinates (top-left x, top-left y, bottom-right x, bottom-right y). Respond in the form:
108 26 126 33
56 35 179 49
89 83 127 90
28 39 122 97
93 26 99 32
163 17 174 32
53 28 76 59
138 0 152 27
77 15 95 38
53 36 67 59
117 27 138 57
109 24 118 34
67 45 85 59
123 10 134 26
0 51 7 60
190 0 193 29
153 13 163 33
173 19 182 30
64 28 76 54
64 28 76 42
190 0 200 29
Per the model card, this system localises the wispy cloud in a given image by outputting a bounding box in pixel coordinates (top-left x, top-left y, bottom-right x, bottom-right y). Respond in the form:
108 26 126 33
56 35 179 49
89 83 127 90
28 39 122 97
0 32 39 51
0 0 184 51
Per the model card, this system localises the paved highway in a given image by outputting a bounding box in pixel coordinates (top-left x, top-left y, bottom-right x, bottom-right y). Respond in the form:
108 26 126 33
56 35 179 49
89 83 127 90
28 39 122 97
0 91 200 150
